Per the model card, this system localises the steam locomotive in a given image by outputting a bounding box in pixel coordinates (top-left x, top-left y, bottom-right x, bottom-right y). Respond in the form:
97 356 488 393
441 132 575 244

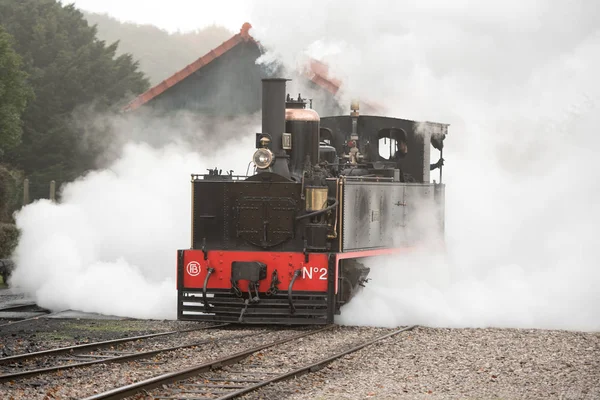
176 78 448 325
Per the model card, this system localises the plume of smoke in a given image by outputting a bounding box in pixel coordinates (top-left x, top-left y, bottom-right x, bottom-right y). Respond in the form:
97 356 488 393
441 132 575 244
248 0 600 331
71 105 261 169
9 112 258 319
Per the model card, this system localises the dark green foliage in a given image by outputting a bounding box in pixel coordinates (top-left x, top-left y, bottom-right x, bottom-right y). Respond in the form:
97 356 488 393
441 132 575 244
0 0 151 200
0 25 32 156
84 12 233 85
0 223 19 259
0 164 23 222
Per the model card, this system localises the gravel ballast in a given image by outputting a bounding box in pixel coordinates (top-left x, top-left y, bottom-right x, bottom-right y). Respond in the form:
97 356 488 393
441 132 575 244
242 327 600 400
0 325 303 399
0 319 598 399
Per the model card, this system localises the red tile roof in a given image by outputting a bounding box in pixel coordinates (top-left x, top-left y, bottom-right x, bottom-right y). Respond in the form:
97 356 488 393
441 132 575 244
123 22 344 112
304 59 343 95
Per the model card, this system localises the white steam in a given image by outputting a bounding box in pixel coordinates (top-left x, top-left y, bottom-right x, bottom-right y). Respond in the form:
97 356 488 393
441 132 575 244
9 1 600 330
10 115 256 319
249 0 600 331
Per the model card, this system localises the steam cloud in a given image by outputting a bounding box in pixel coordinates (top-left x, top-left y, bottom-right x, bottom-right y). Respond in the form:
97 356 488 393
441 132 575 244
10 113 257 319
249 0 600 331
9 1 600 330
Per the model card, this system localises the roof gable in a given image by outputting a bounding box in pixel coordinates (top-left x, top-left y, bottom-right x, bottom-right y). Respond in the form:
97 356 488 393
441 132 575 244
123 23 343 112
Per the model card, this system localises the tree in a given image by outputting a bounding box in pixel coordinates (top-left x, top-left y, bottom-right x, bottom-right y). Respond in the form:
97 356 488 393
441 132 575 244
84 12 233 85
0 0 150 199
0 164 23 222
0 25 31 157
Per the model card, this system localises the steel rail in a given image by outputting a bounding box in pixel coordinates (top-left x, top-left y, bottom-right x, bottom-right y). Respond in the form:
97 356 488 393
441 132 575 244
0 310 61 328
83 325 335 400
0 324 240 383
0 323 229 364
0 302 40 312
215 325 417 399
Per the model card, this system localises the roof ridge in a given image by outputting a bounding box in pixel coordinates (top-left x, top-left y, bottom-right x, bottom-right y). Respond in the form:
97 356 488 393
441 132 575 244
123 22 342 112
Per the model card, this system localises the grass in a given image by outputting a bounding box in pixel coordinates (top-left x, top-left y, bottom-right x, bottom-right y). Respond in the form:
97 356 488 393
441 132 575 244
35 332 77 341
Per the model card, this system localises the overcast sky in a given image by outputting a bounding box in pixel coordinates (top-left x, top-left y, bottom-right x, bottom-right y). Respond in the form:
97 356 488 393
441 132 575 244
69 0 251 32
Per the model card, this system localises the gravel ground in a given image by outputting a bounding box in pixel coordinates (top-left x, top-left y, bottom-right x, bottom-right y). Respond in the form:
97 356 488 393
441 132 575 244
0 320 309 399
0 324 258 376
142 325 396 399
1 319 598 400
242 327 600 400
0 318 205 357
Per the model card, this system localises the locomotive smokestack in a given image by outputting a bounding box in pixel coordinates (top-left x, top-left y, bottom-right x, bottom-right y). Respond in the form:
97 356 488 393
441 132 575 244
261 78 291 179
262 78 288 153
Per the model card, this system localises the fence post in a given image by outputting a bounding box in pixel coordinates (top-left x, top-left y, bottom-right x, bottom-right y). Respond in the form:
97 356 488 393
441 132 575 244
50 180 56 202
23 178 29 206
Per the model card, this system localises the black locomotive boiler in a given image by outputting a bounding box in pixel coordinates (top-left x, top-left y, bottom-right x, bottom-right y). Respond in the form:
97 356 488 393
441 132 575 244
176 78 448 325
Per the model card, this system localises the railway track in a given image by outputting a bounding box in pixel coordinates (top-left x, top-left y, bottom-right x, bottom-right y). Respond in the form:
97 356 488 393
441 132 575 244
0 302 45 313
84 325 415 400
0 323 229 382
0 301 51 326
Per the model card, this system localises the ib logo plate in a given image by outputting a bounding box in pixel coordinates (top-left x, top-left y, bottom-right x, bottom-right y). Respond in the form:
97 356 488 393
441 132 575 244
186 261 201 276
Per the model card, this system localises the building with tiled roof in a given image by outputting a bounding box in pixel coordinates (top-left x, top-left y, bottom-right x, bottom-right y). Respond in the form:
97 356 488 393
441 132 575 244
123 22 349 118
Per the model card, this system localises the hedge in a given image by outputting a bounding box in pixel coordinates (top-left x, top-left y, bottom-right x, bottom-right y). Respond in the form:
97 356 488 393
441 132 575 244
0 223 19 259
